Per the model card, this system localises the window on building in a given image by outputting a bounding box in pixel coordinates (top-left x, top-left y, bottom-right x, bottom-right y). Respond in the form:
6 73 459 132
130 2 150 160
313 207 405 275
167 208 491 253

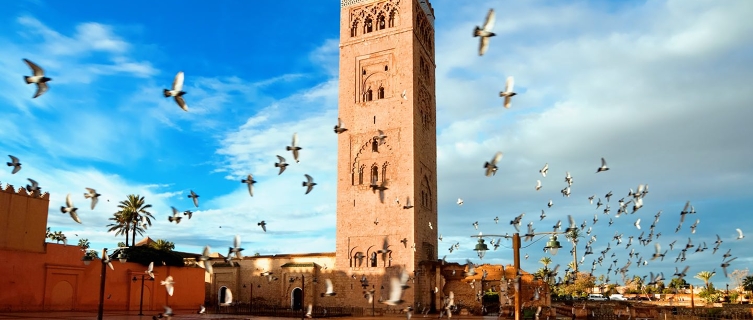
378 15 386 30
389 11 396 28
351 22 358 37
378 87 384 99
371 165 379 184
365 18 373 33
372 138 379 152
370 252 377 267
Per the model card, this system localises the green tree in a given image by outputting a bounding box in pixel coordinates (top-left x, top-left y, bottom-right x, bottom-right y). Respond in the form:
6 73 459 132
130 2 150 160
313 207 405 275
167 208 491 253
559 272 596 297
695 271 715 291
116 194 154 246
77 238 90 251
150 239 175 251
86 249 100 258
565 228 583 273
669 277 689 290
742 276 753 292
107 212 131 246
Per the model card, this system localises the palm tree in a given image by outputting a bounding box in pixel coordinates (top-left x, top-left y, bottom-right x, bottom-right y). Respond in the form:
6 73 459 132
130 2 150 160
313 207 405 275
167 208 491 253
77 238 90 252
117 194 154 246
107 211 131 246
539 256 552 269
695 271 715 291
150 239 175 251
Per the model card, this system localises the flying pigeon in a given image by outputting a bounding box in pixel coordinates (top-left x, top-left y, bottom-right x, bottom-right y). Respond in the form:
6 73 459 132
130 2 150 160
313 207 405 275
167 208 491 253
146 261 155 279
539 163 548 177
535 180 542 191
6 155 21 174
199 245 213 274
287 133 302 163
183 210 193 219
198 305 206 314
161 275 175 296
473 9 496 56
26 178 41 195
83 188 101 210
484 152 503 177
241 174 257 197
401 89 408 100
457 198 464 206
303 174 317 194
60 194 81 224
168 207 182 224
596 157 609 173
376 130 387 145
163 71 188 111
23 59 51 98
187 190 199 207
736 228 745 240
499 76 517 108
334 118 348 134
274 155 289 175
229 235 244 259
403 197 413 209
258 221 267 232
321 278 337 297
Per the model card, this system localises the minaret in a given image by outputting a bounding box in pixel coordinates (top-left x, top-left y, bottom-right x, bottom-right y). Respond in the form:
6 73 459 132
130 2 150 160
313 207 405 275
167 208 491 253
335 0 438 308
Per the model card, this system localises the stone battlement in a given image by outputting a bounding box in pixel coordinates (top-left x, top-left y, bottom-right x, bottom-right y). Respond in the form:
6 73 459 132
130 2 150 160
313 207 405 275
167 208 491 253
0 183 50 200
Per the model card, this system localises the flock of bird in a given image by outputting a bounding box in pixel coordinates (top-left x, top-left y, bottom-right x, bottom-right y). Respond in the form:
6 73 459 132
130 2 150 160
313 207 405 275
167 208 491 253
2 4 747 319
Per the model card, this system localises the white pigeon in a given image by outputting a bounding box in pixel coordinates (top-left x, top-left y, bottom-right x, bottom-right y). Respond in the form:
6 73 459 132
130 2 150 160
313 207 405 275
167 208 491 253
198 305 206 314
634 219 641 230
164 71 188 111
499 76 517 108
535 180 542 191
199 245 213 274
596 157 610 173
457 198 464 206
473 9 496 56
539 163 548 177
736 228 745 240
321 278 337 296
401 89 408 100
146 261 155 279
161 275 175 296
83 188 101 210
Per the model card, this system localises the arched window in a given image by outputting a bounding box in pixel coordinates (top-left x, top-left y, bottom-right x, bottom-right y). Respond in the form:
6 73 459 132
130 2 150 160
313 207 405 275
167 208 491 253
358 165 365 185
365 88 373 101
389 10 397 28
365 17 373 33
370 252 377 267
378 87 385 99
378 15 386 30
351 21 358 37
371 165 379 184
372 138 379 152
381 162 388 182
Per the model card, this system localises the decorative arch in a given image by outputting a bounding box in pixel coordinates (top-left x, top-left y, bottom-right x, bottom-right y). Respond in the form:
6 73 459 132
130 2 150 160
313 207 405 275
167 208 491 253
351 19 360 37
388 9 399 28
362 71 390 103
364 16 373 33
351 136 394 184
381 161 390 182
370 163 379 185
377 13 386 30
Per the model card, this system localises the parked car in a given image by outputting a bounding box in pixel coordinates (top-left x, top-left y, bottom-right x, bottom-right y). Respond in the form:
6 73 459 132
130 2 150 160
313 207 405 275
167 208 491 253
609 294 628 301
587 294 608 301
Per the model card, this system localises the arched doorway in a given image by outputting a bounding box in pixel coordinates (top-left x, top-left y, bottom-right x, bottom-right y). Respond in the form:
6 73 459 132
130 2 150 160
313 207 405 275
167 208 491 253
219 286 233 306
49 280 74 311
291 288 302 310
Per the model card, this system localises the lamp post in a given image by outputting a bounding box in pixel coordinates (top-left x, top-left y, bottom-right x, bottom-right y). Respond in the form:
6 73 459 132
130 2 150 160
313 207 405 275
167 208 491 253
132 275 154 315
82 248 126 320
471 232 563 320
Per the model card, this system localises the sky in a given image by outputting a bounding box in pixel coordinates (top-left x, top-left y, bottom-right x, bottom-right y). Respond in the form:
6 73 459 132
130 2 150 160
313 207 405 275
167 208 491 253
1 0 752 290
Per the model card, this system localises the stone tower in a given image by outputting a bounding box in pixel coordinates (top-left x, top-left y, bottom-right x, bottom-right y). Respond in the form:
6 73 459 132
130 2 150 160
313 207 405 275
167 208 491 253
335 0 438 309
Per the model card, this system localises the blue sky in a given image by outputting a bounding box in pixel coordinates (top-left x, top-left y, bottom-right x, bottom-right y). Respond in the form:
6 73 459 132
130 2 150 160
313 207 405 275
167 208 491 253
1 0 752 290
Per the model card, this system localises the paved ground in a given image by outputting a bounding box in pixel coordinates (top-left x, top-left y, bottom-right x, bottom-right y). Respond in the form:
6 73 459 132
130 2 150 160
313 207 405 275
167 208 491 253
0 311 504 320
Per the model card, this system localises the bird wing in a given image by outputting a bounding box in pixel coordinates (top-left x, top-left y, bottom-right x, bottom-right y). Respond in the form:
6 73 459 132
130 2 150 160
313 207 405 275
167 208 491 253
276 155 286 164
505 76 514 93
70 211 82 224
172 71 184 92
654 243 661 254
24 59 44 76
234 235 241 248
305 174 314 184
601 157 608 167
225 287 233 304
34 82 48 98
326 278 334 293
203 246 211 258
171 206 179 216
9 155 19 164
292 132 299 147
174 95 188 111
737 228 744 238
66 193 73 208
482 9 495 32
90 197 98 210
479 36 489 56
389 276 403 302
503 96 511 108
492 152 503 164
683 201 691 212
247 180 254 197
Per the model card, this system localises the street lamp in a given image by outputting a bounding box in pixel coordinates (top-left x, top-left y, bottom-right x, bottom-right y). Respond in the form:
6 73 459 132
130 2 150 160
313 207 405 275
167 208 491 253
472 231 566 320
82 248 126 320
544 236 563 255
474 238 489 259
132 274 154 316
